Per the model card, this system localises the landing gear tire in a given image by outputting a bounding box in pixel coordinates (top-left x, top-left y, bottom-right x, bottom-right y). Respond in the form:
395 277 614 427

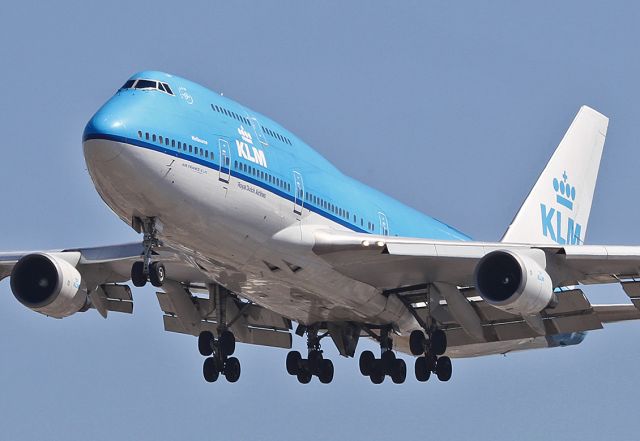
131 261 147 287
318 359 334 384
409 330 426 356
219 330 236 357
286 351 302 375
203 357 219 383
415 356 431 382
381 350 396 374
149 262 165 287
224 357 241 383
198 331 214 357
435 356 452 382
297 370 312 384
391 358 407 384
431 329 447 356
359 350 375 376
370 360 385 384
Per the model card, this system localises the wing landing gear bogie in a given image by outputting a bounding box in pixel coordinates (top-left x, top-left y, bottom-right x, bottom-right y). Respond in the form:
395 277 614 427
198 284 241 383
410 329 452 382
199 330 240 383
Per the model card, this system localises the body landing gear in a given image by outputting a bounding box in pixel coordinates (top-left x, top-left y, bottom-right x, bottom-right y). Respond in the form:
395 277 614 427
130 217 165 288
286 327 334 384
410 329 452 382
358 327 407 384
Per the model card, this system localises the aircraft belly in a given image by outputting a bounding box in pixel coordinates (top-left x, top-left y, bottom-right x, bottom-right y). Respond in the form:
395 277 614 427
84 140 419 331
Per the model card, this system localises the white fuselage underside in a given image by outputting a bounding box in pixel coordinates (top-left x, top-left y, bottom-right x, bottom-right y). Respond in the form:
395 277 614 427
83 138 550 358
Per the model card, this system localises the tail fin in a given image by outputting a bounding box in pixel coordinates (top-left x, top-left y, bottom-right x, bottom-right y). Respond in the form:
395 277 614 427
501 106 609 245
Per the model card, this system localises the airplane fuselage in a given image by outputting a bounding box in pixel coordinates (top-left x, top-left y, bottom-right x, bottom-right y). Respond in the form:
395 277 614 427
83 71 472 334
82 71 588 359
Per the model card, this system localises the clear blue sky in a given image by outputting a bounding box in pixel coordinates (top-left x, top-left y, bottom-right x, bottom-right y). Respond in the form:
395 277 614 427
1 1 639 439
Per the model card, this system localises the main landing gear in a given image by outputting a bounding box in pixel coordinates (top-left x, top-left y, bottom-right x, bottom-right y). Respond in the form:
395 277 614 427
199 330 240 383
198 286 241 383
286 327 334 384
409 329 452 382
130 217 165 288
358 327 407 384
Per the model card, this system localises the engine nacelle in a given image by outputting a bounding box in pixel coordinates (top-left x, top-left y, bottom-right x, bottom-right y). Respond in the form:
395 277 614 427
10 253 89 318
474 250 554 316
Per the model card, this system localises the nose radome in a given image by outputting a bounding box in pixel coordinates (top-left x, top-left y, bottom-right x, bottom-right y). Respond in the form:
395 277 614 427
83 108 126 162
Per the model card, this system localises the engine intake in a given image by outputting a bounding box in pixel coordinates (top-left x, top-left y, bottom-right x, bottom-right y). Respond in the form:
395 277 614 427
10 253 88 318
474 250 554 315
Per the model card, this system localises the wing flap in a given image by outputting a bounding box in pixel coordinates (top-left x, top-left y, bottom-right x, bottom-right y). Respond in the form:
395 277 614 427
162 316 292 349
156 286 292 349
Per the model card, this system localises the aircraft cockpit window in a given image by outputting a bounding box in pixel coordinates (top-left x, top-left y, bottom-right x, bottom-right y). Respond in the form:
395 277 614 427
129 79 175 96
135 79 158 90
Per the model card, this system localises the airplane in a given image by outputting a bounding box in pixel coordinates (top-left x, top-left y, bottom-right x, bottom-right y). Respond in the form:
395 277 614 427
2 71 640 385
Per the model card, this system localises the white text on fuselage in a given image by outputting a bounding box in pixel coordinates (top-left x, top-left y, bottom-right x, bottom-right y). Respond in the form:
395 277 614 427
236 125 267 167
192 135 208 145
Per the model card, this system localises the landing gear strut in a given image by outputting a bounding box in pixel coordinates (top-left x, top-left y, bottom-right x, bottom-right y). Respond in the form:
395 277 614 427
130 217 165 288
358 327 407 384
410 329 452 382
199 285 241 383
286 326 334 384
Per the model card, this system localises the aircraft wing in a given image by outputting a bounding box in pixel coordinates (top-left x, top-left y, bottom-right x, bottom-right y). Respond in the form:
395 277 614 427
0 244 292 349
313 230 640 289
313 229 640 356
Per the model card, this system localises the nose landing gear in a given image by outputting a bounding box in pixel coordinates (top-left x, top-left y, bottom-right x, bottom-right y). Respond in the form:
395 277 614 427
130 217 165 288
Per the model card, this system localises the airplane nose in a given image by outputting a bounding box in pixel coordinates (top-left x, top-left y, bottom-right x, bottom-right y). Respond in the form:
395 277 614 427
83 107 126 162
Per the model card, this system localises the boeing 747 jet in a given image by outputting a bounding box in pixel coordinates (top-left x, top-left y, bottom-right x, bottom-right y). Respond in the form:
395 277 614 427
2 71 639 385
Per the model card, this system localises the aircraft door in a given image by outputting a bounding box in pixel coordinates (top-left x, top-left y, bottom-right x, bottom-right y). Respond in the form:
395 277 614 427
249 116 269 146
218 138 231 183
293 171 304 215
378 212 390 236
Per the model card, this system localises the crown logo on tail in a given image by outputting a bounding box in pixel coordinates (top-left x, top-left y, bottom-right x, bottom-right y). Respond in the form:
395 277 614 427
553 171 576 210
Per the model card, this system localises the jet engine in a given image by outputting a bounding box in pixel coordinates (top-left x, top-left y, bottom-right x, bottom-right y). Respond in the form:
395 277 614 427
10 253 89 318
474 250 555 316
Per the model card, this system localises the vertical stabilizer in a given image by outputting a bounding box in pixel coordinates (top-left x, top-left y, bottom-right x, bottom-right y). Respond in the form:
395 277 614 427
501 106 609 245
